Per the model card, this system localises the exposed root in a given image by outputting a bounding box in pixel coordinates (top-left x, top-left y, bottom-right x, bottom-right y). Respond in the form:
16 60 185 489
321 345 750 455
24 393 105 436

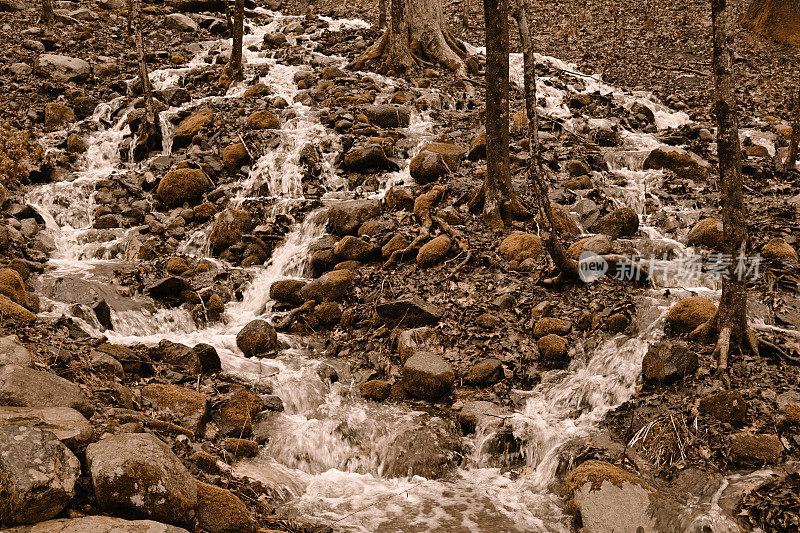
348 31 389 71
432 215 472 278
382 230 430 269
712 326 732 388
276 299 317 331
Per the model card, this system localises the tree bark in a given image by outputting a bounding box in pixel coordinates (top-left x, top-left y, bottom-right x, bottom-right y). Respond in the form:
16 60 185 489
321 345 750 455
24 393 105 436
471 0 528 229
41 0 54 26
349 0 468 75
378 0 387 29
740 0 800 47
221 0 244 87
132 0 162 161
511 0 578 281
701 0 758 380
787 88 800 171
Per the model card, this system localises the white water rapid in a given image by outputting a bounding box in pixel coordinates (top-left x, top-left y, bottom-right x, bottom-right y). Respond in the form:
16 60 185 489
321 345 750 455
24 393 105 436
25 10 770 532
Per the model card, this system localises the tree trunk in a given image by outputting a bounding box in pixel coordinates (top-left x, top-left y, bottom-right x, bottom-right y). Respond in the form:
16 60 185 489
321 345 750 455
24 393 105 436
470 0 528 229
349 0 468 75
740 0 800 47
702 0 758 380
787 88 800 171
511 0 578 281
41 0 54 26
378 0 387 29
221 0 244 87
132 0 162 161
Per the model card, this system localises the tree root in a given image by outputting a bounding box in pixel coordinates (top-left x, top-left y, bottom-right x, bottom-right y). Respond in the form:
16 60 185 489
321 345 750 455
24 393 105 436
276 299 317 331
383 231 430 269
348 31 389 71
433 215 472 278
692 318 761 388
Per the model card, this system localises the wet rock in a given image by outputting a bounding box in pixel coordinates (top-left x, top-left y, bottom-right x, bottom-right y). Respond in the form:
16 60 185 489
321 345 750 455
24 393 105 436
382 233 409 259
463 358 503 387
209 209 252 254
35 54 90 82
189 450 222 474
533 317 571 338
394 326 437 363
377 294 444 327
0 407 91 450
468 131 486 160
172 109 213 149
567 234 613 259
665 297 716 335
698 390 747 426
402 351 454 402
44 102 75 129
66 133 87 153
384 186 415 211
312 301 342 325
298 269 352 302
165 12 197 31
498 232 543 263
0 268 27 306
152 339 203 375
236 319 278 357
0 425 80 526
97 344 152 376
592 207 639 238
142 384 208 434
222 142 249 172
644 147 710 180
0 335 34 367
3 517 189 532
360 379 391 401
728 433 783 465
641 339 698 382
157 168 213 207
333 235 375 262
761 237 798 261
566 160 591 177
212 388 262 437
0 366 92 417
417 235 451 267
686 217 724 251
565 174 593 190
328 199 381 236
362 104 410 128
243 83 271 97
269 279 307 306
343 144 389 172
92 299 113 330
0 295 36 323
246 109 279 130
537 334 569 368
567 460 676 533
358 218 396 237
538 203 581 235
223 437 259 458
458 401 504 433
86 433 197 527
384 420 462 478
196 481 257 533
165 257 189 275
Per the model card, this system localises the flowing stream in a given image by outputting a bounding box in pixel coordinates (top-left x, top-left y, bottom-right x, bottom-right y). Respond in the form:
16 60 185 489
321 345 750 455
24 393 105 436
24 10 766 532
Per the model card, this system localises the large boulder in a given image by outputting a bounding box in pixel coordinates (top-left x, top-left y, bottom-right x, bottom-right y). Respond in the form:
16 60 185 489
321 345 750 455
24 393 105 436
343 145 389 172
236 319 278 357
686 218 724 251
0 366 92 417
0 335 34 367
532 317 571 338
463 358 503 387
728 433 783 466
665 297 717 335
298 269 353 302
362 104 410 128
417 235 452 267
537 334 569 369
269 279 307 306
498 232 543 263
592 207 639 238
333 235 375 262
0 425 81 526
86 433 197 527
409 151 448 185
698 390 747 426
0 407 92 450
157 168 213 207
211 387 263 437
327 199 381 236
567 234 613 259
246 109 279 130
761 237 798 261
641 339 698 382
152 340 204 375
172 109 213 148
383 420 463 478
209 209 252 254
195 481 257 533
402 351 454 402
644 147 710 180
4 517 189 532
567 460 679 533
165 13 197 31
44 102 76 130
141 384 208 434
35 54 90 82
377 294 444 327
0 268 27 306
222 142 249 172
0 295 36 323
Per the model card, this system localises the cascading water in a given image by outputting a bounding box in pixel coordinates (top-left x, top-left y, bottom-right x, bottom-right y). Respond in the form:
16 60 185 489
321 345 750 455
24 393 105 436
24 9 767 532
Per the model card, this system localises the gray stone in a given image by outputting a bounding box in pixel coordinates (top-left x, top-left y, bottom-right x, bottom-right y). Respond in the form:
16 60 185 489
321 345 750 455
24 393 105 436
86 433 197 527
165 13 197 31
402 352 454 402
35 54 90 83
89 349 124 377
9 62 32 76
3 517 189 532
0 335 34 367
362 104 411 128
642 339 698 383
384 419 462 478
0 425 81 526
0 407 92 449
377 294 444 327
0 365 93 417
327 199 381 236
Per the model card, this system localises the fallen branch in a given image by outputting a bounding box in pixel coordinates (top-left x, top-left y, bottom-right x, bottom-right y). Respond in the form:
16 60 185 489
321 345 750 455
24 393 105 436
275 299 317 331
